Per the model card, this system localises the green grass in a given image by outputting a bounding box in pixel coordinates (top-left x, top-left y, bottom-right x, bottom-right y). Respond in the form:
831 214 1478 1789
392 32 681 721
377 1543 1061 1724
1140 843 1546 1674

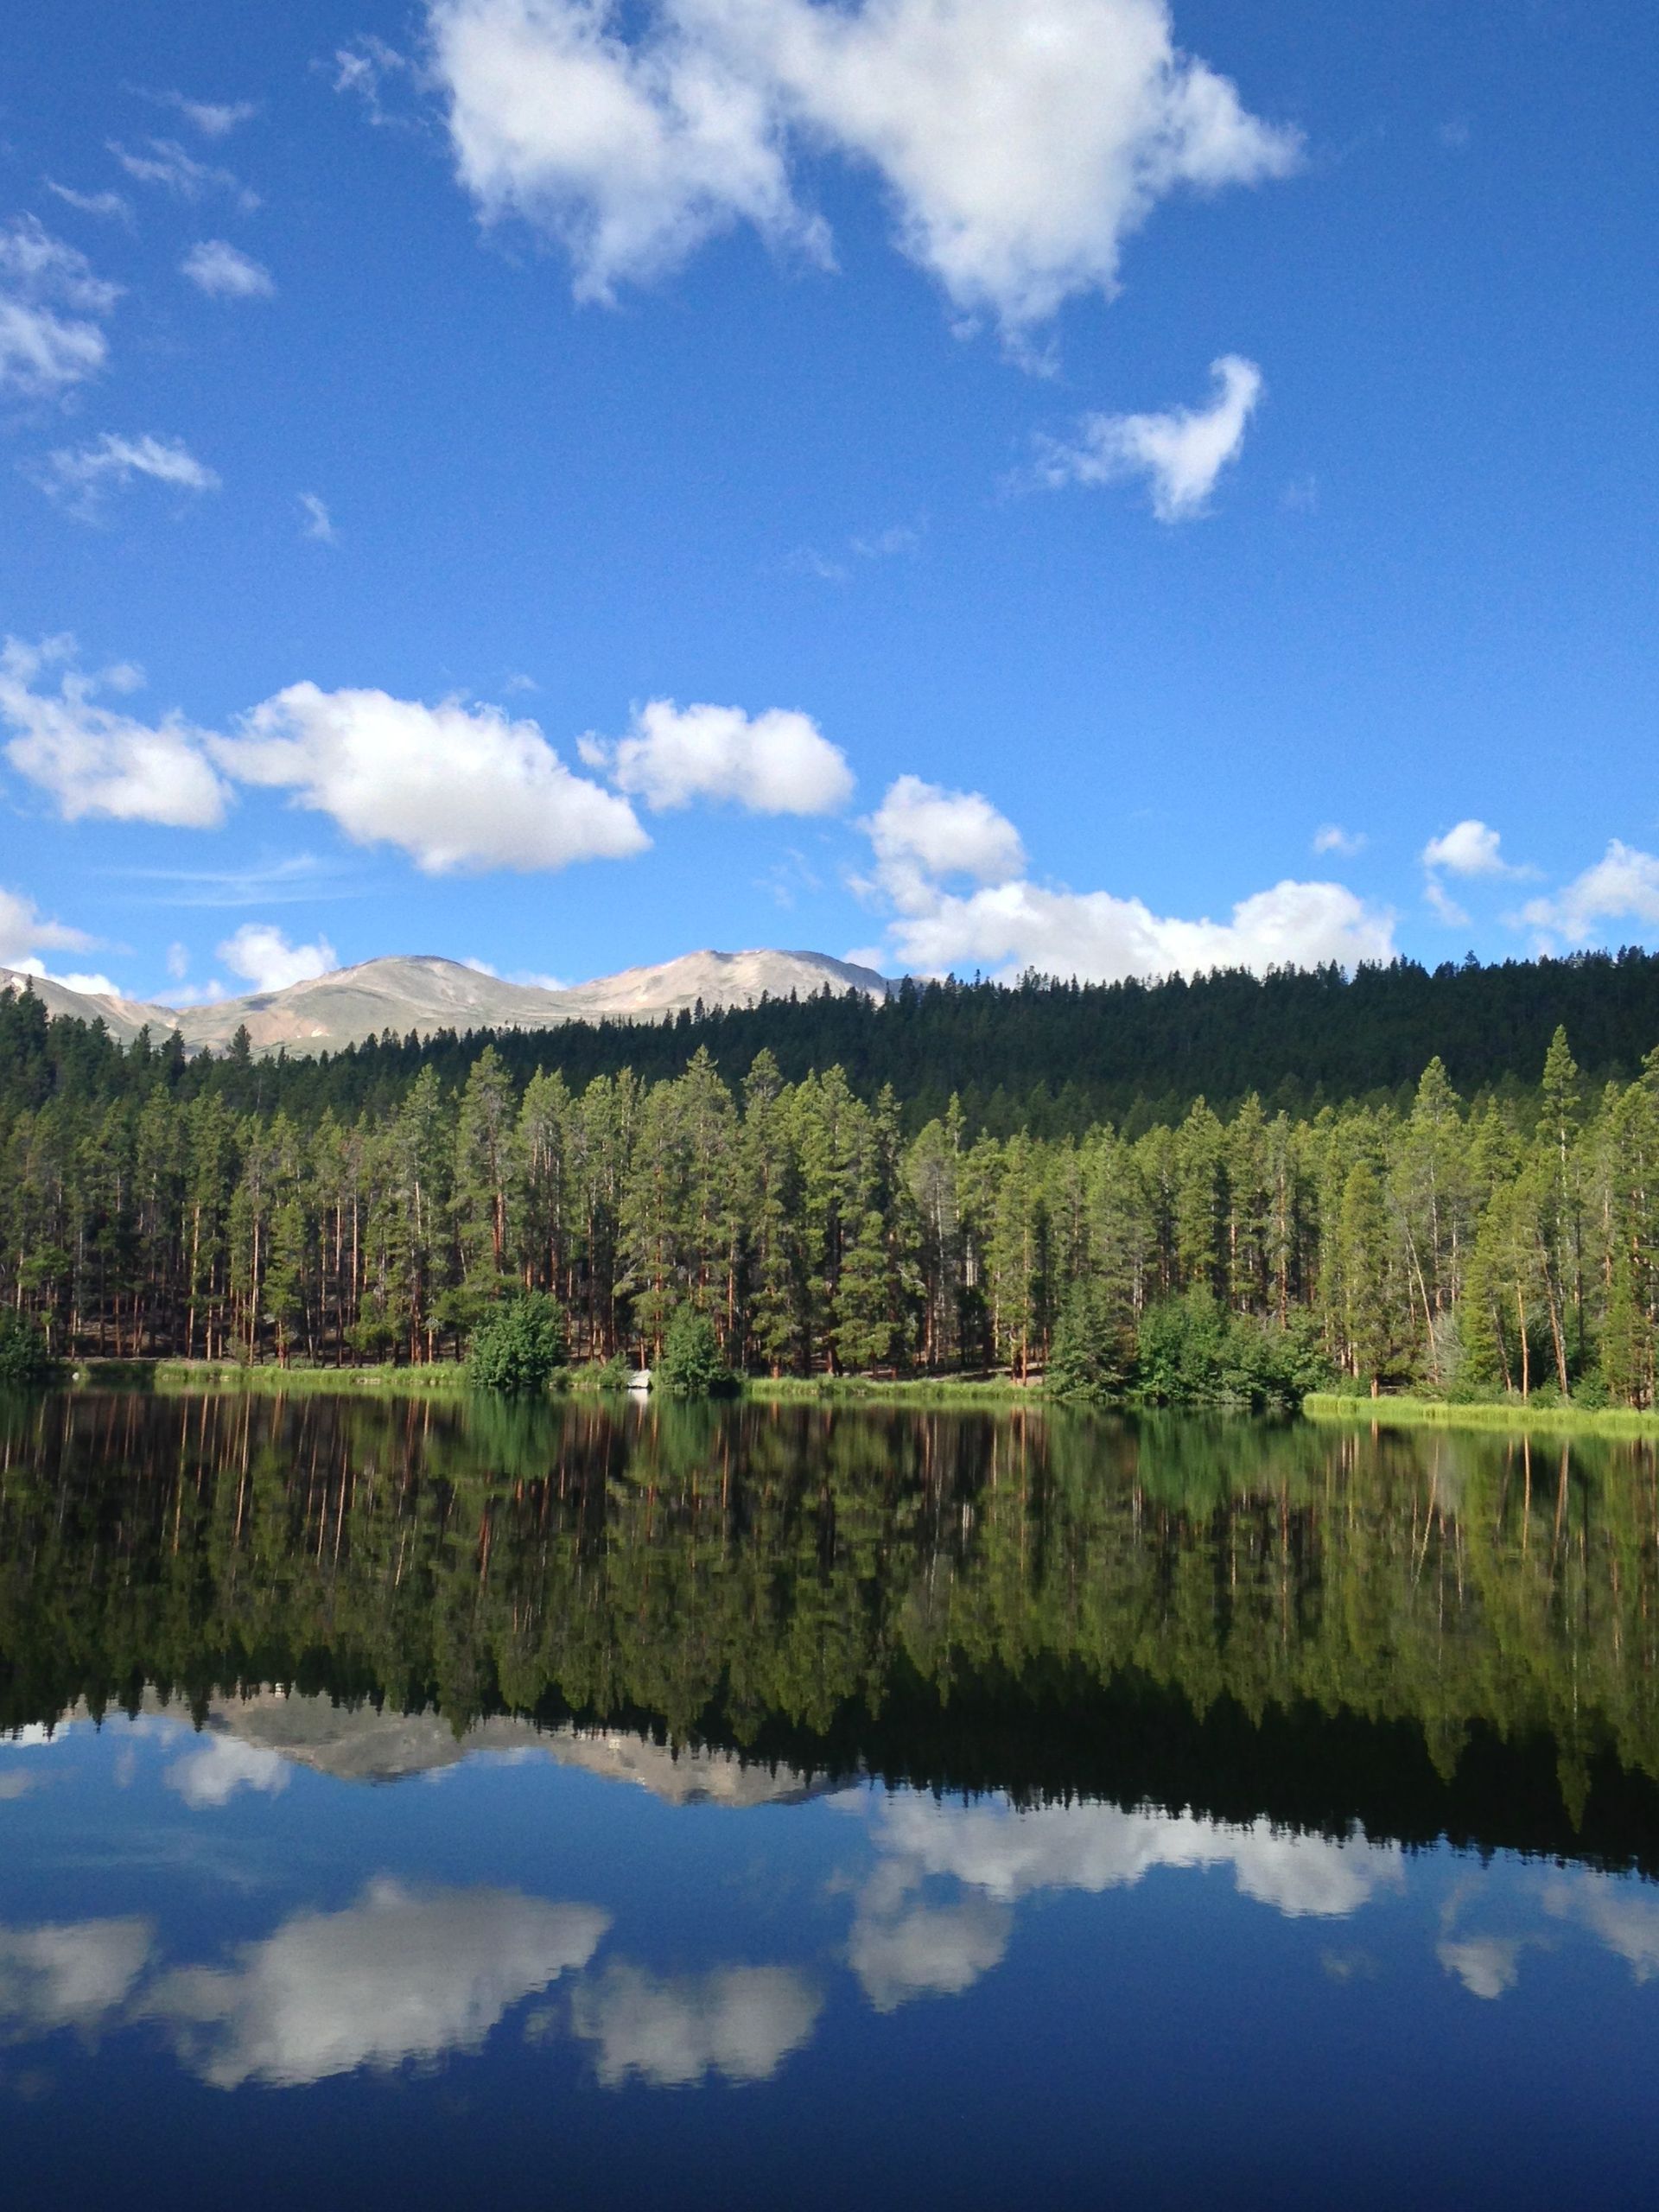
67 1357 640 1399
742 1374 1037 1408
1302 1391 1659 1439
58 1358 474 1395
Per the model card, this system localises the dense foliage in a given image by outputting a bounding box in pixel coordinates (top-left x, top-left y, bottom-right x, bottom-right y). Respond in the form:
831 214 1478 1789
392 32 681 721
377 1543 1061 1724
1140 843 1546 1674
2 969 1657 1405
465 1291 568 1394
655 1306 735 1396
0 1313 52 1389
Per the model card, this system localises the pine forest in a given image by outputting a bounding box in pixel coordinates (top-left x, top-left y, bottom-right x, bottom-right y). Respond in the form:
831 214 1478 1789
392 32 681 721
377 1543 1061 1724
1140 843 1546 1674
2 964 1657 1408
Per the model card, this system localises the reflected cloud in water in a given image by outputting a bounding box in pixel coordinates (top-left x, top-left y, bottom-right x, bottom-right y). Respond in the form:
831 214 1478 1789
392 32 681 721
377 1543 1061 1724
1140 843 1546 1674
1546 1878 1659 1985
141 1880 610 2088
571 1965 822 2087
850 1895 1011 2012
164 1734 290 1810
0 1918 155 2043
846 1793 1404 2010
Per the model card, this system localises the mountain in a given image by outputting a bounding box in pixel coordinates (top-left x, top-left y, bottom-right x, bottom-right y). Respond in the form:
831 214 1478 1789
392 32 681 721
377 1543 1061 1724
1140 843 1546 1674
0 948 892 1058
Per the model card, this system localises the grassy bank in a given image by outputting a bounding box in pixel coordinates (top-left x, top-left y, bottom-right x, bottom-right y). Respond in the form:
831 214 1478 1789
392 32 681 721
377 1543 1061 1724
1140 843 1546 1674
93 1360 477 1395
55 1360 1039 1409
1303 1392 1659 1440
742 1375 1036 1409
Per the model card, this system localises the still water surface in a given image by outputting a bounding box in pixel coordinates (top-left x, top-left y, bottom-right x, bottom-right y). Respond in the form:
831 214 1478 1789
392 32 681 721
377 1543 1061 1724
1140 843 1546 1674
3 1393 1659 2208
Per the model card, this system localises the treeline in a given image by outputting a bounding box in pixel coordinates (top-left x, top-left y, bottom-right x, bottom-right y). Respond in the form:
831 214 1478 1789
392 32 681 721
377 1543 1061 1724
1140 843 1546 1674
3 967 1657 1403
7 946 1659 1138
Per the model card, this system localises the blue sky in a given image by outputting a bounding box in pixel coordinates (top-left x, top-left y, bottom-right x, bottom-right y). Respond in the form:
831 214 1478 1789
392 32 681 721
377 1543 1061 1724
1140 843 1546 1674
3 0 1656 1004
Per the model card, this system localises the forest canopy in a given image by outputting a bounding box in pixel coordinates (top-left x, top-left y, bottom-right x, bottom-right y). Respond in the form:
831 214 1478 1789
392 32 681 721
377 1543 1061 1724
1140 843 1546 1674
1 951 1656 1406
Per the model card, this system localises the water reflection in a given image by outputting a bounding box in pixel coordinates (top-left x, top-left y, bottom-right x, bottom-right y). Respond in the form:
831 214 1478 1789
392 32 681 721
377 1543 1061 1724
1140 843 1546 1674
4 1391 1657 1867
570 1966 823 2088
142 1882 609 2090
3 1395 1659 2205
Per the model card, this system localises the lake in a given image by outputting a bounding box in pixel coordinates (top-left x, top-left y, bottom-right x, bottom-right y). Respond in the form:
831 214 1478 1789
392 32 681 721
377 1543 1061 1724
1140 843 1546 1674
3 1391 1658 2209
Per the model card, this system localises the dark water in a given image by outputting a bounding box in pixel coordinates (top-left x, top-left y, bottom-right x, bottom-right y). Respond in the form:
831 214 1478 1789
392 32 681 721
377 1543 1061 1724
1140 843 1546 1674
3 1393 1659 2209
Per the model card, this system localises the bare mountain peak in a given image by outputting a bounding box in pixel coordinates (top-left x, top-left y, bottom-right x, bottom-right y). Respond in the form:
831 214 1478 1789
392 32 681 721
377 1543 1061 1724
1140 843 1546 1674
2 946 891 1058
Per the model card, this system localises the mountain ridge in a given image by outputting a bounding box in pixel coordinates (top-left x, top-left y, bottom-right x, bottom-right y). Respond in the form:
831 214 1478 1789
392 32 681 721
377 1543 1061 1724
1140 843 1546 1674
0 947 893 1058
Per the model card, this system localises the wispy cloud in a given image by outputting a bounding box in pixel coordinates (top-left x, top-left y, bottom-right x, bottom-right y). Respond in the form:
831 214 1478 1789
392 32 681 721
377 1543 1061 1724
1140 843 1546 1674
0 215 120 399
107 138 259 213
34 432 220 517
790 519 925 584
146 91 259 139
297 493 335 543
43 181 135 226
118 855 352 910
181 240 274 300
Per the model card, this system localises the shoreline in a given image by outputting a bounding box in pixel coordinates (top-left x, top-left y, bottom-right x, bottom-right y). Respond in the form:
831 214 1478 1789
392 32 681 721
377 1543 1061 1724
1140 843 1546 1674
29 1364 1659 1437
1302 1392 1659 1439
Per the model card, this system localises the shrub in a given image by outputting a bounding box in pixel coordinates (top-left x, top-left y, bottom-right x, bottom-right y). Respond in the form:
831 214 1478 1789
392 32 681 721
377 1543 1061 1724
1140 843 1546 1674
655 1307 736 1398
1134 1290 1332 1413
1046 1282 1130 1402
466 1293 569 1395
0 1313 54 1389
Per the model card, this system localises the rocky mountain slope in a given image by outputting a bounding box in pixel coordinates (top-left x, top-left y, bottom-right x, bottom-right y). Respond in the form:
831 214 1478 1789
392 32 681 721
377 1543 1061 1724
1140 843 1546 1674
1 948 891 1057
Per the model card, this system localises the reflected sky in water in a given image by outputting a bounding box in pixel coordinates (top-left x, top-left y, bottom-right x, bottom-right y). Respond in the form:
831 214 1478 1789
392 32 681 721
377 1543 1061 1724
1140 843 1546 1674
4 1699 1659 2210
5 1394 1659 2206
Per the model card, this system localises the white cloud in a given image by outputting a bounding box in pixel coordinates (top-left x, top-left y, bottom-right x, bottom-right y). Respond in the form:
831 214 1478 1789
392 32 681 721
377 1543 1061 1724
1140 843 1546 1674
0 1917 155 2043
1038 353 1263 519
107 138 260 213
44 181 135 225
0 638 230 827
1421 818 1513 878
858 775 1392 981
35 431 221 512
298 492 336 543
0 885 97 969
216 923 338 994
861 774 1027 912
570 1963 821 2086
165 1733 290 1808
166 942 190 980
143 1880 608 2088
423 0 1299 335
0 214 119 398
1313 823 1365 857
1518 840 1659 949
12 963 122 996
181 239 275 299
585 698 854 815
216 683 649 874
430 0 819 302
887 874 1393 981
154 92 259 138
